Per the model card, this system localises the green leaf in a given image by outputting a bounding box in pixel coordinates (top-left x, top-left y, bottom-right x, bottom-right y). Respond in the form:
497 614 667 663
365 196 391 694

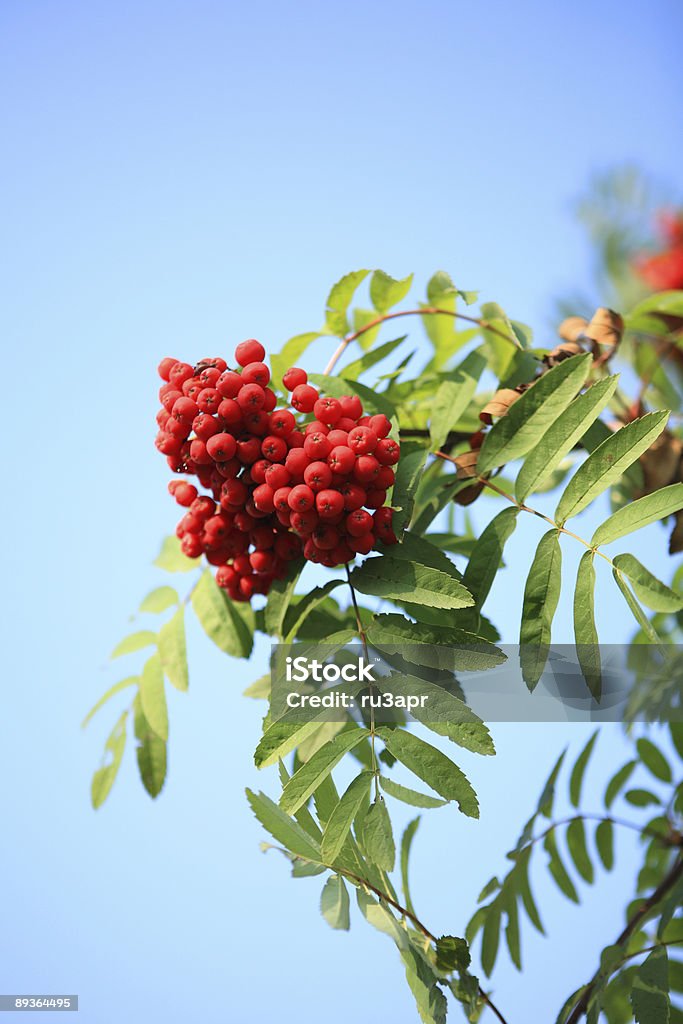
537 747 567 818
255 719 326 769
139 652 168 742
153 534 200 572
517 847 545 934
400 816 420 916
321 771 373 864
246 789 322 862
370 269 413 313
379 775 447 809
401 945 449 1024
280 730 370 814
504 890 521 970
463 507 519 610
391 442 429 534
191 570 254 657
605 760 637 808
516 375 618 502
283 579 344 641
627 288 683 322
367 612 504 676
139 586 179 613
592 484 683 546
556 412 669 523
613 555 683 613
325 270 370 335
377 727 479 818
595 819 614 871
350 555 474 610
670 723 683 761
481 902 502 977
264 560 304 638
157 607 188 692
429 350 487 451
435 935 470 973
111 631 156 659
625 789 661 808
133 694 166 798
341 335 407 381
320 874 351 930
82 677 137 728
519 530 562 689
90 711 127 809
612 571 664 645
243 674 270 700
566 818 594 884
636 739 672 783
544 830 579 903
631 945 670 1024
359 798 395 872
570 730 599 808
478 354 592 475
573 554 601 698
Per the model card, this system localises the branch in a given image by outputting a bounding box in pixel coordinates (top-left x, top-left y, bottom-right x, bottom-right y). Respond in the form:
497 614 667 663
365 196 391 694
344 564 380 798
564 853 683 1023
323 306 526 376
517 813 683 854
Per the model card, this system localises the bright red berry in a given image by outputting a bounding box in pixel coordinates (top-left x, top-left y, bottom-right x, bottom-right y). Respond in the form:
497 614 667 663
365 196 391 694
346 509 373 536
283 366 307 390
174 482 198 507
241 361 271 386
235 339 266 366
315 489 344 519
348 426 378 455
269 409 296 437
313 396 342 425
304 461 333 492
288 484 315 512
158 357 178 381
237 383 266 411
327 445 355 474
291 384 319 413
206 433 237 461
375 438 400 465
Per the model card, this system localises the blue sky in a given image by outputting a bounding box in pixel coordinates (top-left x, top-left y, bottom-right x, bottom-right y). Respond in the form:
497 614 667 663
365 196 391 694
1 1 682 1022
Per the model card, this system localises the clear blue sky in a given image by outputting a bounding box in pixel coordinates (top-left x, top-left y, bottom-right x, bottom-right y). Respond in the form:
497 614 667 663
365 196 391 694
1 1 682 1022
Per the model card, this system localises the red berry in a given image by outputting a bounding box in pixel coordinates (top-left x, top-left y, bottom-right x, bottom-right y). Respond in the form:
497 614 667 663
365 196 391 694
291 384 319 413
269 409 296 437
166 417 191 439
197 388 220 413
368 414 392 438
348 426 378 455
241 361 270 386
340 482 366 511
376 466 395 489
221 478 248 506
346 509 373 536
216 565 236 589
181 533 203 558
265 463 290 489
327 445 355 474
315 489 344 519
206 433 238 461
243 409 269 436
354 455 380 483
313 397 342 425
287 430 305 449
263 388 277 412
340 395 363 419
237 383 265 411
275 533 301 560
250 459 269 484
291 509 318 534
236 438 261 464
189 438 213 464
160 388 182 413
235 339 266 366
175 482 198 507
273 486 293 512
216 370 242 398
348 533 374 555
253 481 274 509
288 484 315 512
197 366 221 388
312 524 339 550
365 488 387 509
261 435 288 462
250 550 276 574
190 496 216 519
285 448 310 479
326 429 349 447
304 432 332 460
304 461 333 492
169 361 194 386
172 396 199 423
217 398 243 426
304 420 329 436
158 357 178 381
283 367 307 390
376 438 400 465
192 413 221 441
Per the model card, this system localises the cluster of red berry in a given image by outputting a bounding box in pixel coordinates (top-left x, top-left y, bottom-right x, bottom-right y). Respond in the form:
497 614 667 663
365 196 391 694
634 211 683 292
154 339 399 601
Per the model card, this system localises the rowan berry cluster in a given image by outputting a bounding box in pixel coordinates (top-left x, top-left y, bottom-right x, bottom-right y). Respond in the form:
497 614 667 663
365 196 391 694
154 339 399 601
